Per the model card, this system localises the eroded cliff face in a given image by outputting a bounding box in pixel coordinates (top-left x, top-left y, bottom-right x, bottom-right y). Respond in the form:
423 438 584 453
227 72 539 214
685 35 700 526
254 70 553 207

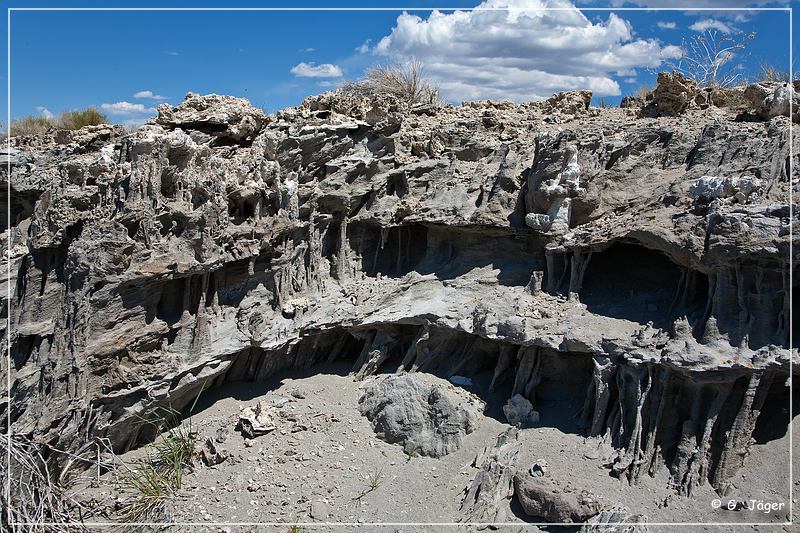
2 86 797 499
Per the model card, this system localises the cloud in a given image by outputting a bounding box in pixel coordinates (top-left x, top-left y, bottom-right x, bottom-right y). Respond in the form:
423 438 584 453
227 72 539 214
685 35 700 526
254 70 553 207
100 102 156 116
656 21 676 30
318 81 334 87
356 40 372 54
166 51 179 56
133 90 167 101
299 47 316 52
577 0 787 6
689 19 734 33
290 62 343 78
623 77 638 84
372 0 683 101
36 106 54 119
120 117 149 128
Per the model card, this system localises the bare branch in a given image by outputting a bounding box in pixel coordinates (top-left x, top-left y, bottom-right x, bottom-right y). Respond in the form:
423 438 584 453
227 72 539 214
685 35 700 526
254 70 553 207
664 29 755 88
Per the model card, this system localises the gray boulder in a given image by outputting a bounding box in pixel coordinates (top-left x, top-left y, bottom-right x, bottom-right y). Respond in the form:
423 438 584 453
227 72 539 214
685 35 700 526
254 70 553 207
514 474 601 523
358 373 485 457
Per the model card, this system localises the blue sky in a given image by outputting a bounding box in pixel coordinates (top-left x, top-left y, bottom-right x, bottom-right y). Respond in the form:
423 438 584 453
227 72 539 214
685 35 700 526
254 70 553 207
1 0 795 127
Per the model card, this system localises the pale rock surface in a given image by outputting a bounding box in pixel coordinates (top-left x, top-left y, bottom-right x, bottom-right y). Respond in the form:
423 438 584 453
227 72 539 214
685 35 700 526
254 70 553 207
744 81 799 122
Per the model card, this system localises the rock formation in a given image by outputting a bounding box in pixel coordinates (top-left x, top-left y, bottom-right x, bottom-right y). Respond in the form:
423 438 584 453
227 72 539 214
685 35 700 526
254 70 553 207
1 79 796 515
358 373 484 457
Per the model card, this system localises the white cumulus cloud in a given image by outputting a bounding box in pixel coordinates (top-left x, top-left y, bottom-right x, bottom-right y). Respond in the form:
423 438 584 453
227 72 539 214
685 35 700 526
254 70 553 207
372 0 682 101
357 40 372 54
585 0 786 6
290 62 343 78
133 90 167 101
36 106 54 119
656 21 676 30
689 19 734 33
100 102 156 116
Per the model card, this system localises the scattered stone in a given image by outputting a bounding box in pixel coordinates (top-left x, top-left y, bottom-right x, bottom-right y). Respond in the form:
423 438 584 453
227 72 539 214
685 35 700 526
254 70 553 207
514 474 601 523
289 388 306 399
529 459 548 477
359 373 485 458
215 427 229 444
238 401 279 438
448 375 473 387
503 394 539 428
310 500 331 520
580 505 649 532
272 397 293 408
200 437 228 466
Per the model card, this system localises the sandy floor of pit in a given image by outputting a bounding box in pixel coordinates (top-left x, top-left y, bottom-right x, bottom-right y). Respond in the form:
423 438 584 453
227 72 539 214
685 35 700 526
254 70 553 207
77 361 796 533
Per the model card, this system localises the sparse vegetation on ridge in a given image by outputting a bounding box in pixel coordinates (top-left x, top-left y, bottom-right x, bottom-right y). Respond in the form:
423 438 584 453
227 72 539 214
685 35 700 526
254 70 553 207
757 64 790 83
6 107 108 137
342 58 441 106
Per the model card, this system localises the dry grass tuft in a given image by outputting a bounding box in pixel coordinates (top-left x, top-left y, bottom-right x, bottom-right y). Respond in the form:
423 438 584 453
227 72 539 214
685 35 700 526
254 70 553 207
7 107 108 137
0 436 91 532
342 59 441 106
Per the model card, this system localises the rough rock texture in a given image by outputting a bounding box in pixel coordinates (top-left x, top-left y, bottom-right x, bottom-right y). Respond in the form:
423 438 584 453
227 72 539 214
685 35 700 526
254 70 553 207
543 90 592 116
2 82 797 505
155 92 266 143
514 473 601 522
641 72 700 117
358 373 484 457
460 428 521 525
580 505 648 532
744 82 799 123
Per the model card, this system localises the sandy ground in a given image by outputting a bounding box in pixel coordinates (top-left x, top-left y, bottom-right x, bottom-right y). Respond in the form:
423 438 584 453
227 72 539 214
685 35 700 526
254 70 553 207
76 361 796 533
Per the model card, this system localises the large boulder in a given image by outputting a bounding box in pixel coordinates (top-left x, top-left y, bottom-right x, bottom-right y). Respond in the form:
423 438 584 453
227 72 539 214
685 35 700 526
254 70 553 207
358 373 485 457
744 82 799 122
640 72 699 117
513 474 601 523
543 91 592 116
155 92 266 142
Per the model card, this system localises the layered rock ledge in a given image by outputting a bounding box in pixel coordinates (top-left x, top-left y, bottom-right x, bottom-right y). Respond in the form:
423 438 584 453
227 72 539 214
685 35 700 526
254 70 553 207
2 81 797 501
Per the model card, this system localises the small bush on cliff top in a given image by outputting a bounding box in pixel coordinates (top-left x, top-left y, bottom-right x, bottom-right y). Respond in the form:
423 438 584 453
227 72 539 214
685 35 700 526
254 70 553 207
343 59 441 106
8 115 53 136
56 107 108 129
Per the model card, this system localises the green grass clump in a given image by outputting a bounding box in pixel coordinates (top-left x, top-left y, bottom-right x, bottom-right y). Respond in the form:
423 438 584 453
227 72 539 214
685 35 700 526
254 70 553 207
57 107 107 129
117 404 198 523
